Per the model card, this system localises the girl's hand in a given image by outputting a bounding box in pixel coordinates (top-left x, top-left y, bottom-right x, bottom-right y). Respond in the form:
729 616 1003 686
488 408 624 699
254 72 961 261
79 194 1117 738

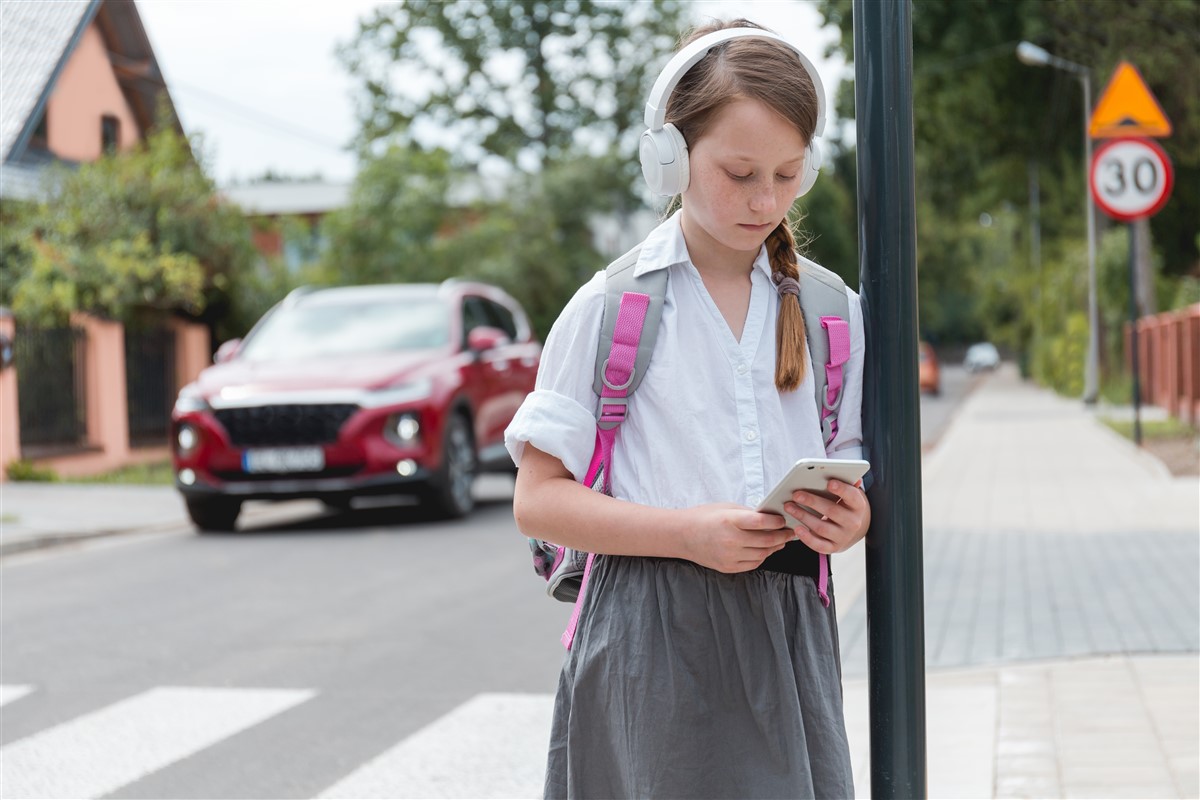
784 479 871 554
680 503 795 573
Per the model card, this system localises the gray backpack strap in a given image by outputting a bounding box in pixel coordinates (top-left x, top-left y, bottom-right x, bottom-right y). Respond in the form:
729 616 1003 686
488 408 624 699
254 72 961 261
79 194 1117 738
797 256 851 450
592 245 668 406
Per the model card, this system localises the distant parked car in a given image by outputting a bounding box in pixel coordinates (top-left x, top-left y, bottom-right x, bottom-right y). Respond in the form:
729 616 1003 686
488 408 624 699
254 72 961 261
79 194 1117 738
171 281 541 531
918 341 940 395
964 342 1001 373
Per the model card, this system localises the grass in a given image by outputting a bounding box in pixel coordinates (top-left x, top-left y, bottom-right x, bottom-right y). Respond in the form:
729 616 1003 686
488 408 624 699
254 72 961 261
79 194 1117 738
71 460 176 486
1100 417 1198 441
7 459 176 485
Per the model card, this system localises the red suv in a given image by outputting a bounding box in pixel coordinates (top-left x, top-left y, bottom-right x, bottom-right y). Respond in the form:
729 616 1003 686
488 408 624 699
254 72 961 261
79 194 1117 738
171 281 540 531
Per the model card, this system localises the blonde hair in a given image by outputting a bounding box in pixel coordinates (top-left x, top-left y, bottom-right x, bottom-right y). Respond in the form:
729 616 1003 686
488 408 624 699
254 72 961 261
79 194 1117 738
666 19 818 391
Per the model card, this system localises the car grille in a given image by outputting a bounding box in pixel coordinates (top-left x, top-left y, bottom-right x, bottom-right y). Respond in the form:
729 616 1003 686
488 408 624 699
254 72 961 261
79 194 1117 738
213 404 359 447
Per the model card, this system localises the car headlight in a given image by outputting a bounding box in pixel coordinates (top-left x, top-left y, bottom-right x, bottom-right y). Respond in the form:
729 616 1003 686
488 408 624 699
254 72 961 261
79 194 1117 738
177 423 199 454
384 412 421 446
362 378 433 409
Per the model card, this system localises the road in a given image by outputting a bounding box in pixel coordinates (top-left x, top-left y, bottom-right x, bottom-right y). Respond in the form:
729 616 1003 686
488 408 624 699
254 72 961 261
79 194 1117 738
0 369 977 799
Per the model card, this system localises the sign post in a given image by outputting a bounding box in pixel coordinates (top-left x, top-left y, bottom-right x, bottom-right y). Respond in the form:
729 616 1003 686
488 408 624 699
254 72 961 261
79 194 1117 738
1088 62 1173 446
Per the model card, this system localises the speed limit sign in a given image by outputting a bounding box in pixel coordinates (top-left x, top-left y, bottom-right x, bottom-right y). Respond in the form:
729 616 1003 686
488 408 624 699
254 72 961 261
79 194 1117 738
1090 137 1174 221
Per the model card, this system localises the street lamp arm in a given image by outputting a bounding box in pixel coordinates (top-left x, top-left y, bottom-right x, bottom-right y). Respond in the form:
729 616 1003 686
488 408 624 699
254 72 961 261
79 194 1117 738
1016 41 1088 76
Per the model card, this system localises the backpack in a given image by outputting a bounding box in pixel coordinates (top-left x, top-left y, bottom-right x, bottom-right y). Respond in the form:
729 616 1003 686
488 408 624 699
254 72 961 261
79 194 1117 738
527 245 854 649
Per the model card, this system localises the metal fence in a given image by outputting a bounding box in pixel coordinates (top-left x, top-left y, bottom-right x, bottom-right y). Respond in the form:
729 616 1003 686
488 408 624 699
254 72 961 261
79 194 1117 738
14 325 88 451
125 324 176 446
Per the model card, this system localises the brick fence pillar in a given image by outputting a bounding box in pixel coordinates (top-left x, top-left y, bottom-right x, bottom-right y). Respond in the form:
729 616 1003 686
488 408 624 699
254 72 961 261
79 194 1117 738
0 309 19 481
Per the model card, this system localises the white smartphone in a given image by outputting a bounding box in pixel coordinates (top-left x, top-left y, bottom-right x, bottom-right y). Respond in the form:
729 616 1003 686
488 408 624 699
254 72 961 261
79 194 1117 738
755 458 870 528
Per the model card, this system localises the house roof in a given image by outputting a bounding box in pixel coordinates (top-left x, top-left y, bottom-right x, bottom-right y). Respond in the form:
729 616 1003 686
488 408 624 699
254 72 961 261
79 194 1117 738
0 0 97 163
0 0 181 183
222 182 352 216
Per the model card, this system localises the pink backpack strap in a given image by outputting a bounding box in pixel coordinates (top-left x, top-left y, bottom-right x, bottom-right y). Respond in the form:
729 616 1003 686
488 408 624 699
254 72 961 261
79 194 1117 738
562 290 651 650
815 315 851 608
819 315 851 449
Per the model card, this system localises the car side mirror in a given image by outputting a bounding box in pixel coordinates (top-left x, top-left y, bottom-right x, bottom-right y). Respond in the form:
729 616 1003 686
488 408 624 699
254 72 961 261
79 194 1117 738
214 338 242 364
467 326 510 353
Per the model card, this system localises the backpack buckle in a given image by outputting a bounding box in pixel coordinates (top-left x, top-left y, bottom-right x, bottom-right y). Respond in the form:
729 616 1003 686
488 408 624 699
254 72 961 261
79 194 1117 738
597 396 628 430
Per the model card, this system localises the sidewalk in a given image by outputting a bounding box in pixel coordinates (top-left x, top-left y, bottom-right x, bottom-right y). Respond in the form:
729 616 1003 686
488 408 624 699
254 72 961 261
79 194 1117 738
834 364 1199 798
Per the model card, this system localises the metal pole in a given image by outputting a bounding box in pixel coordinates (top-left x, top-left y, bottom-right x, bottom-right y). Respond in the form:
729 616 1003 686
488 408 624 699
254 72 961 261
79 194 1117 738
1129 223 1142 446
852 1 927 797
1083 71 1100 404
1029 160 1042 350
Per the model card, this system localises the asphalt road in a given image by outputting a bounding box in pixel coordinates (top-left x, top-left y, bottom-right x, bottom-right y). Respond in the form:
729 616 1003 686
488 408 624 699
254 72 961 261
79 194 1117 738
0 369 977 799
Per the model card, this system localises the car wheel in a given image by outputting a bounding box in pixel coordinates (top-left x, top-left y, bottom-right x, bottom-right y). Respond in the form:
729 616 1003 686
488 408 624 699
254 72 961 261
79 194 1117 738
322 497 355 512
426 414 477 518
186 497 242 532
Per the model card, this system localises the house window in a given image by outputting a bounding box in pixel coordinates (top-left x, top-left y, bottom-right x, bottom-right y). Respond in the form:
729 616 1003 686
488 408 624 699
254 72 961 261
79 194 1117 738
30 110 48 149
101 115 120 154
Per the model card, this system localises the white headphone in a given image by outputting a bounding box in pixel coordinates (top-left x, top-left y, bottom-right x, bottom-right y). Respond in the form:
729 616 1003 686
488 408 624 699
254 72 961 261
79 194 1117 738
639 27 826 198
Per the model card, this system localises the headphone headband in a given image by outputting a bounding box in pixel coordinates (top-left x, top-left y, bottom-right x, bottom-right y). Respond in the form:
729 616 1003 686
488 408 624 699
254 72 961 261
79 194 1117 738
643 27 826 138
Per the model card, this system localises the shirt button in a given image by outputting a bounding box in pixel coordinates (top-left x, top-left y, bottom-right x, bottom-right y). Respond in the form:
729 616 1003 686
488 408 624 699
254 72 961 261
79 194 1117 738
748 495 762 506
745 430 757 442
737 362 749 375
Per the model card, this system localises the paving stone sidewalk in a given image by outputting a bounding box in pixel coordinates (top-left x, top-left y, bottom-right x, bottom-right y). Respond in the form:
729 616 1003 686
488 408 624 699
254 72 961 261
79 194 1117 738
832 365 1199 798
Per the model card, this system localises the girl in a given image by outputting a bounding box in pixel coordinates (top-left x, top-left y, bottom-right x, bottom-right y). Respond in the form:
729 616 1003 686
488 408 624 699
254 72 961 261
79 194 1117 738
505 18 869 799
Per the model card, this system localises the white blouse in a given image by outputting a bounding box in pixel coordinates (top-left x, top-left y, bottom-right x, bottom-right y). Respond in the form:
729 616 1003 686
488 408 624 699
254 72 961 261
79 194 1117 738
504 211 864 511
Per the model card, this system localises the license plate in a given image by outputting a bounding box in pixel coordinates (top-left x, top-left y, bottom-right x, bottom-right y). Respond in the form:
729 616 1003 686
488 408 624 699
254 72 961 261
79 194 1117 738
242 447 325 474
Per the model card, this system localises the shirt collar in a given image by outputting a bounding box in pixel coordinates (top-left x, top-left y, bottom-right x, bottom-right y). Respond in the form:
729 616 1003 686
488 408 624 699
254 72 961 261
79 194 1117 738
633 209 775 284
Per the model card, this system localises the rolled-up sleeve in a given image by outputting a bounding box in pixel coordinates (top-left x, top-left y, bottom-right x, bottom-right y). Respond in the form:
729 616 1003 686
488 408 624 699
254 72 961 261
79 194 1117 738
505 272 606 482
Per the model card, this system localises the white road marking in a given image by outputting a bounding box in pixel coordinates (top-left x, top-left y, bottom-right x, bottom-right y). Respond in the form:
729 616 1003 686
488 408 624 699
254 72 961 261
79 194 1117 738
0 685 34 707
319 692 554 799
0 686 314 799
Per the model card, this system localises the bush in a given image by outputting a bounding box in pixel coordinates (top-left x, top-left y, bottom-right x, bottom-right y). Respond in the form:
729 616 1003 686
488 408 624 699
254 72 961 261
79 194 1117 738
6 460 59 482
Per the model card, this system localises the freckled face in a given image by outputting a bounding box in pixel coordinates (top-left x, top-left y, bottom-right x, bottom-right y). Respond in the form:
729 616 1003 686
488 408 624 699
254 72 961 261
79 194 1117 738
680 97 808 267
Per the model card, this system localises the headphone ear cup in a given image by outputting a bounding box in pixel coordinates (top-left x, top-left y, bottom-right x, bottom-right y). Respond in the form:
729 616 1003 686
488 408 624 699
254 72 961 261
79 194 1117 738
640 123 690 196
795 139 821 198
792 139 820 199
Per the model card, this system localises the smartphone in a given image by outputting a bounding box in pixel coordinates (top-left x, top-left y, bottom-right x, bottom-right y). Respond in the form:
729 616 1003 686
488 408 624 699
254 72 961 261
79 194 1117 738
755 458 870 528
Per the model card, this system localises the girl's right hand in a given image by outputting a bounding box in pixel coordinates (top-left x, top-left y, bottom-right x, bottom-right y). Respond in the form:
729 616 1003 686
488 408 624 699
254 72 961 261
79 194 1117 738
680 503 794 573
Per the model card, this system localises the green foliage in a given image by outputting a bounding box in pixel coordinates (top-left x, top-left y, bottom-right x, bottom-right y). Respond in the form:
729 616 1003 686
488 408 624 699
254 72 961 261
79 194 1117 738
0 126 257 332
1101 417 1199 441
333 1 689 337
340 0 687 169
816 0 1199 397
1031 311 1088 397
72 460 175 485
316 146 459 286
6 460 59 482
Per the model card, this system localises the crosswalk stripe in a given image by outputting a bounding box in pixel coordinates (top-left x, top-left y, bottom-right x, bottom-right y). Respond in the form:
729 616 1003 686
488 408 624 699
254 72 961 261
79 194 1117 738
0 685 34 707
0 686 314 799
319 692 554 799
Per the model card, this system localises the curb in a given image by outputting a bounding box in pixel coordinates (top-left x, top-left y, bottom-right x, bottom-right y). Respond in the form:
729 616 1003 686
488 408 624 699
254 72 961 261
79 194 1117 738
0 501 327 559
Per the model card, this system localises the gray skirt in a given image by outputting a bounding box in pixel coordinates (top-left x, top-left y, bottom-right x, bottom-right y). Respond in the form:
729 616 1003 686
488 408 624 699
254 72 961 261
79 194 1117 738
545 555 854 800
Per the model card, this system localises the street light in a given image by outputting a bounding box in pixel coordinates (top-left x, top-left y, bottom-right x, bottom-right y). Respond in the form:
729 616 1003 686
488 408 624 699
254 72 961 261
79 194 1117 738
1017 41 1100 404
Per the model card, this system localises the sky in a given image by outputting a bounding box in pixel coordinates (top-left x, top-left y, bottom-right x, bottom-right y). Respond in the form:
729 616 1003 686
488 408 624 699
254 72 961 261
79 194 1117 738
136 0 846 188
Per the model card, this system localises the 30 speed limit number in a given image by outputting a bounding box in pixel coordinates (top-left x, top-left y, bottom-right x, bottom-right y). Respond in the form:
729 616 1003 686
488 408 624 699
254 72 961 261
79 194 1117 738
1090 137 1174 221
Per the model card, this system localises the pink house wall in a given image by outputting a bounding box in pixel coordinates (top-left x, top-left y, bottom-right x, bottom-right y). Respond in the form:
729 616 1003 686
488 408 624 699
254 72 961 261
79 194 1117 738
45 23 140 162
0 313 19 478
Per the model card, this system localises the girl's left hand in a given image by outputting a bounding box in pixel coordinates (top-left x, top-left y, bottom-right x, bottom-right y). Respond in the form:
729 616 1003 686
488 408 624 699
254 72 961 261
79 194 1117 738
784 479 870 554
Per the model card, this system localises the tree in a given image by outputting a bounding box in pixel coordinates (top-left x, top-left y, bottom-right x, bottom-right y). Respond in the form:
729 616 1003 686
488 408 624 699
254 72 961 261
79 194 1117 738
340 0 687 171
333 0 689 335
816 0 1198 388
0 126 258 338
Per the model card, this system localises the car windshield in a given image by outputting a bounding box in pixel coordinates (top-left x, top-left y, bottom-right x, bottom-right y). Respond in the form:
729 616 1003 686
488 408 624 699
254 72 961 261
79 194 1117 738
238 297 451 362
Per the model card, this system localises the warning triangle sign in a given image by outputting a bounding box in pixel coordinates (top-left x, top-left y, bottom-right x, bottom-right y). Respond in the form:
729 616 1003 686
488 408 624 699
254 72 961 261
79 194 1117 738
1089 61 1172 138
